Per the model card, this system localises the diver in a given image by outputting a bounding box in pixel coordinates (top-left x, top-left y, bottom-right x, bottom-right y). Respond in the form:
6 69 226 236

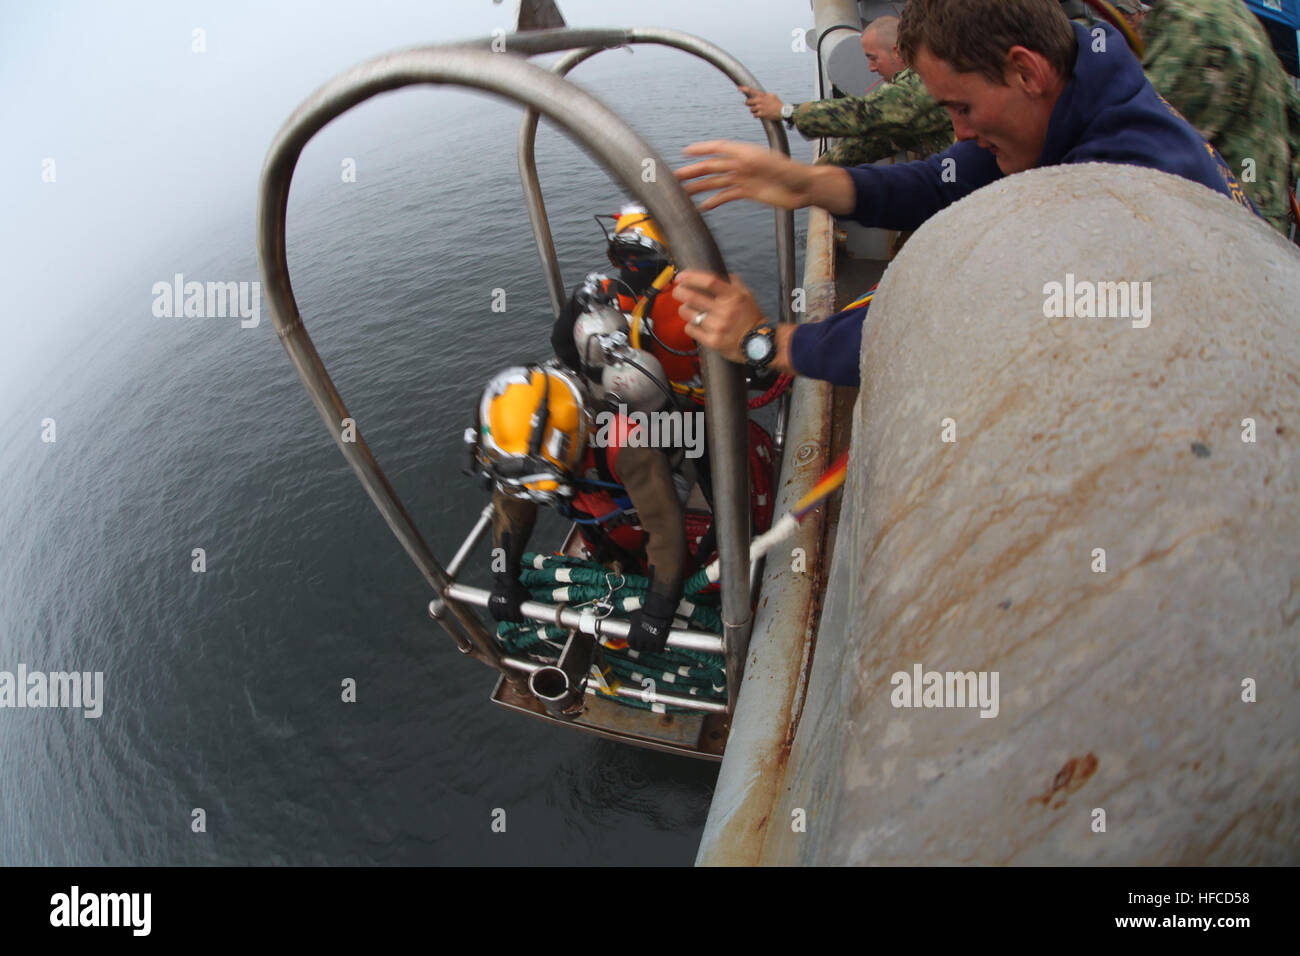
466 355 701 655
466 205 758 653
551 204 702 390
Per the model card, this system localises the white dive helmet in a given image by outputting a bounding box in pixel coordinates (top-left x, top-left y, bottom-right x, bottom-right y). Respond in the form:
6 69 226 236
572 300 629 369
601 347 670 415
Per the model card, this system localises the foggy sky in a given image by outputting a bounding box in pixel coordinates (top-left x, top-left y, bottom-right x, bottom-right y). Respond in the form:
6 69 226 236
0 0 812 405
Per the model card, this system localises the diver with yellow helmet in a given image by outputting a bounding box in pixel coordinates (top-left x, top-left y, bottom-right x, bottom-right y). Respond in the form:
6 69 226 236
466 358 692 654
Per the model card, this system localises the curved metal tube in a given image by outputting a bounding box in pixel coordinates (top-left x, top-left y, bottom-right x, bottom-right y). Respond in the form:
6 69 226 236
256 40 752 688
517 27 797 331
514 29 796 693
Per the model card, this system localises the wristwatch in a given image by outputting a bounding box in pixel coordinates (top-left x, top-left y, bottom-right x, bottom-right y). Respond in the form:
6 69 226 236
781 102 797 128
742 323 777 371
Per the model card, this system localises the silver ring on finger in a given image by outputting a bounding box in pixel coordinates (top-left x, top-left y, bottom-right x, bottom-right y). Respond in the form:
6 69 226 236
693 311 707 327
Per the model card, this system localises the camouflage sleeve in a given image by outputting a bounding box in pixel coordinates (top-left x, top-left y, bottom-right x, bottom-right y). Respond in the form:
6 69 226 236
1143 1 1298 232
816 138 875 167
817 130 954 166
817 137 895 167
1141 4 1244 145
791 84 890 139
794 71 953 167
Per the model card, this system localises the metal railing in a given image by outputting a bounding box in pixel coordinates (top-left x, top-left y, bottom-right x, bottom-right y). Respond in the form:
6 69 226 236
256 33 757 713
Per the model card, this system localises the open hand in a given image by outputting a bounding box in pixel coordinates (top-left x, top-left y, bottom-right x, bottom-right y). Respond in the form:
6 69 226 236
674 140 816 212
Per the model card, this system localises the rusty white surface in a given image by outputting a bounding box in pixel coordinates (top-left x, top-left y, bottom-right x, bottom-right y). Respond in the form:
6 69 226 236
732 164 1300 864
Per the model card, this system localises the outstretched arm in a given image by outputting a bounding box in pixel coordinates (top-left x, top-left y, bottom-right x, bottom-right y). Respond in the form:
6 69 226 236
676 137 998 230
675 140 857 215
840 140 1000 230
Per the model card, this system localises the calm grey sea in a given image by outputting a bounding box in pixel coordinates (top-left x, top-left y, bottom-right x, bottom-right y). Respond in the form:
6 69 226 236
0 43 811 864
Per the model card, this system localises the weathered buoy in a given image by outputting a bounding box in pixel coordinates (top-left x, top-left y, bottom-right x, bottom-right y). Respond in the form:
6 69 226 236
702 164 1300 865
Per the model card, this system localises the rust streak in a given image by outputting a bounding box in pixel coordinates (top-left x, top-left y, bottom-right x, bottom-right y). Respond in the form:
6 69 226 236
1029 751 1099 808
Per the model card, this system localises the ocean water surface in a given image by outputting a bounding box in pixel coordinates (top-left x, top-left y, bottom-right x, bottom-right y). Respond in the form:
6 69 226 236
0 37 813 864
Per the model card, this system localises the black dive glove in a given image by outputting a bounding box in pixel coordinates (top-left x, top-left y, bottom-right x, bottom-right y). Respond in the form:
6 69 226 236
488 573 531 624
627 588 678 654
551 297 582 371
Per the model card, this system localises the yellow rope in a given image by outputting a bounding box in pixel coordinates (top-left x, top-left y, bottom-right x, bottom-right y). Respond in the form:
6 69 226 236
628 265 676 350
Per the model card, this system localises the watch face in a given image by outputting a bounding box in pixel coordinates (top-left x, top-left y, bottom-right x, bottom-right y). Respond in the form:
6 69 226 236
745 331 773 361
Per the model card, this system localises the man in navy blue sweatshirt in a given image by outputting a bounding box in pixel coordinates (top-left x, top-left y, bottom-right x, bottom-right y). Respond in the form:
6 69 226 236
671 0 1259 387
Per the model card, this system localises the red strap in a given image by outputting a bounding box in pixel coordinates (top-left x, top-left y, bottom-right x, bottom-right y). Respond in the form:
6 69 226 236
600 414 643 477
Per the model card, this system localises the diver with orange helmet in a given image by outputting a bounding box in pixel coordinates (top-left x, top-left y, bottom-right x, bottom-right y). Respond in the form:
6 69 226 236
551 204 702 389
467 359 694 654
546 202 717 540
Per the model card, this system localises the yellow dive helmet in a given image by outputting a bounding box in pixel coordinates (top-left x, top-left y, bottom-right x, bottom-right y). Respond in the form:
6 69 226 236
473 364 591 504
606 204 671 278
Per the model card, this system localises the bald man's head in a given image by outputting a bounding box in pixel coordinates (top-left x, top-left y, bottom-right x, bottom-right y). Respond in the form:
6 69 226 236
865 15 899 49
861 16 907 80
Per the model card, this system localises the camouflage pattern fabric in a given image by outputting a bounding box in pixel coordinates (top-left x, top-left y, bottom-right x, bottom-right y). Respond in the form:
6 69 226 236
1142 0 1300 234
793 68 955 166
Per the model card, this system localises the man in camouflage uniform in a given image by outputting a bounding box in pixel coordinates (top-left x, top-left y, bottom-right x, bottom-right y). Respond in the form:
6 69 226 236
740 16 953 166
1141 0 1300 234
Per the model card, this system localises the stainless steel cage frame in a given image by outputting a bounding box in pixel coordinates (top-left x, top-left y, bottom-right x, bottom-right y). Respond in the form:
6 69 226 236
256 29 795 720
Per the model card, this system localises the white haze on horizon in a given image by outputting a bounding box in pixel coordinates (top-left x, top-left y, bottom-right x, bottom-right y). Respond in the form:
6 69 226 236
0 0 813 407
